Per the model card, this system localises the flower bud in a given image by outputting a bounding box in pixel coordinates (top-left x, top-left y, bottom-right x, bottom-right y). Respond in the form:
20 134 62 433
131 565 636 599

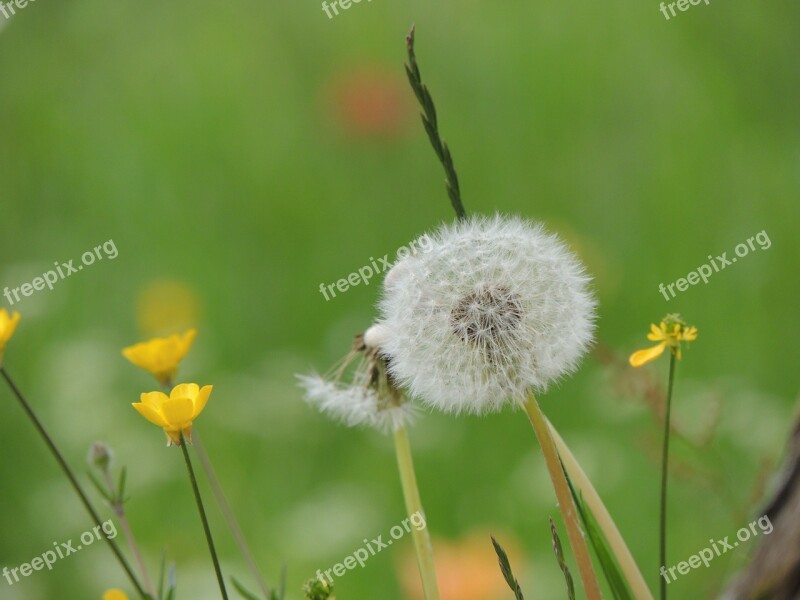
88 441 113 471
303 577 334 600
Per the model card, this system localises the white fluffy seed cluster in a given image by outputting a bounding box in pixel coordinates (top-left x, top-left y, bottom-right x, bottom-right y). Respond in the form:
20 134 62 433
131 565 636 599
297 374 418 433
377 214 597 414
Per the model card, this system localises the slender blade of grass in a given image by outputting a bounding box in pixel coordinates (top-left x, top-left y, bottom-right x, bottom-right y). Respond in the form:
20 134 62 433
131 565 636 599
566 474 635 600
231 577 261 600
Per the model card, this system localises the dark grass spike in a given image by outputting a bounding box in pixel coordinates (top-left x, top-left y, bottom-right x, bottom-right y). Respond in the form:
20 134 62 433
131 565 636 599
490 535 525 600
405 25 467 221
550 517 577 600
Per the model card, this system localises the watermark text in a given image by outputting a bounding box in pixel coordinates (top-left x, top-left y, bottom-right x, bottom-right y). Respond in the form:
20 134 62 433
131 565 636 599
660 515 773 584
316 511 427 584
2 520 118 586
659 230 770 301
319 235 431 301
3 239 118 306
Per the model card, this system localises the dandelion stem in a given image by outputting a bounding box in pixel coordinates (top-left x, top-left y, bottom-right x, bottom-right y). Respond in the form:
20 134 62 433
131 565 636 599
0 367 148 599
405 25 467 221
547 417 654 600
659 353 677 600
520 391 602 600
179 432 228 600
393 425 441 600
192 430 270 600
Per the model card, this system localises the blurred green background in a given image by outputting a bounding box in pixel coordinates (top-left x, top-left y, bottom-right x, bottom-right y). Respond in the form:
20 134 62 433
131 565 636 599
1 0 798 598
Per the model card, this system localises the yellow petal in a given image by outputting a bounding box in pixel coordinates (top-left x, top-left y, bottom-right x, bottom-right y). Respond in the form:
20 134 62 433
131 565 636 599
0 309 17 326
193 385 213 418
629 343 666 367
121 345 148 367
170 383 199 401
132 402 166 427
140 391 168 408
161 396 194 429
646 323 665 341
122 329 197 385
103 589 129 600
0 310 20 346
180 328 198 352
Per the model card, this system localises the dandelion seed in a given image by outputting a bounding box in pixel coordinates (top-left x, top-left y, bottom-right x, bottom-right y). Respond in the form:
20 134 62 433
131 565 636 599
363 323 389 349
297 331 418 434
300 329 420 434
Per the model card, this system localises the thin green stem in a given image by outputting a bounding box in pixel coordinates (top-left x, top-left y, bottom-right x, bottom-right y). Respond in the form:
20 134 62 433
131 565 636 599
102 469 157 598
0 367 148 599
179 432 228 600
393 425 441 600
659 353 677 600
405 25 467 221
161 377 266 599
192 430 270 600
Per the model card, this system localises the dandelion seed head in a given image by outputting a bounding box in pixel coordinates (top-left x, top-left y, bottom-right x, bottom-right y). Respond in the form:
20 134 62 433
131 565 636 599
377 214 597 414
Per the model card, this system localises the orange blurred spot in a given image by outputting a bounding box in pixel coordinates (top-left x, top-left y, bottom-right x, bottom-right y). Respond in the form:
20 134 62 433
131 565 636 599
325 67 412 138
399 532 523 600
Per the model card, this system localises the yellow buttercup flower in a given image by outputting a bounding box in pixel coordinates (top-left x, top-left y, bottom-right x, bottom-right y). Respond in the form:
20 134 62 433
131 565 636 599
0 309 21 364
122 329 197 386
132 383 212 445
102 590 129 600
629 314 697 367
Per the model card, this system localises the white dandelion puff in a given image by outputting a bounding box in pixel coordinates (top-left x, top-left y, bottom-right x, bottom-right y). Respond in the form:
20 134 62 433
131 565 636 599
297 374 379 429
377 214 597 414
297 374 418 433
